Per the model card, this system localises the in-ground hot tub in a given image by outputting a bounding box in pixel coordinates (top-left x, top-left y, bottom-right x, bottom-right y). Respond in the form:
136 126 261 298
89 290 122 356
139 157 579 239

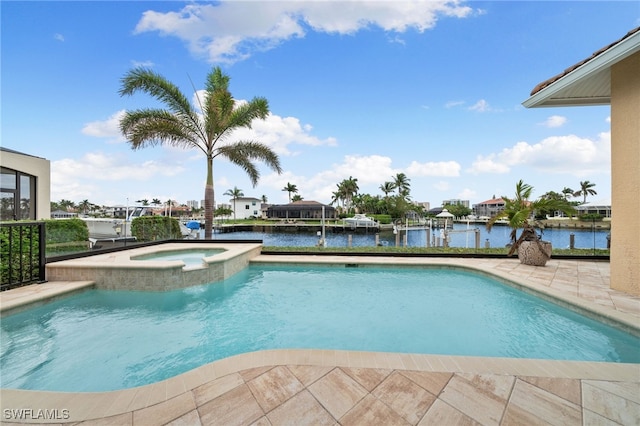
130 248 227 267
46 243 262 291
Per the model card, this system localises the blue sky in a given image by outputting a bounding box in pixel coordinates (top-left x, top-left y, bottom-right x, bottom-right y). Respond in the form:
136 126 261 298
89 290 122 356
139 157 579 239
3 1 638 209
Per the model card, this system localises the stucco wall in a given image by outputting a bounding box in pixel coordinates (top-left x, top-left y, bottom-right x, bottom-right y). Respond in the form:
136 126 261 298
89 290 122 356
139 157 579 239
611 52 640 295
0 150 51 220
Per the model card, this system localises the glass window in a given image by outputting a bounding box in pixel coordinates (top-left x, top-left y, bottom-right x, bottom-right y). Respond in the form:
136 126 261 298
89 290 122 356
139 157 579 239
1 167 16 189
1 192 15 220
0 167 37 220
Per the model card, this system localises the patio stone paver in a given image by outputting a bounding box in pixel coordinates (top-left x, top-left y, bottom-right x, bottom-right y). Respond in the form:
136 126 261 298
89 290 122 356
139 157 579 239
1 257 639 425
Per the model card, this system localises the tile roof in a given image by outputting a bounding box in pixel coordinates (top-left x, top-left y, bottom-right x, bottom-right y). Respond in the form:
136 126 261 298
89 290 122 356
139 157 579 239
530 27 640 96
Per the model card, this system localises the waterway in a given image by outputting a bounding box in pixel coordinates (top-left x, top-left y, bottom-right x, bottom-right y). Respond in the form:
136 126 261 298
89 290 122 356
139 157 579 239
206 223 609 250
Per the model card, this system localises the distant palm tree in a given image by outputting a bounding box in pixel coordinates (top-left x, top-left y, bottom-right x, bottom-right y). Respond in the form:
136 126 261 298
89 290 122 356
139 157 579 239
574 181 597 203
291 194 303 202
282 182 298 203
338 176 359 213
59 199 76 212
119 66 282 238
224 186 244 221
152 198 162 207
78 199 91 215
393 173 411 197
261 194 268 203
561 187 574 200
379 181 395 197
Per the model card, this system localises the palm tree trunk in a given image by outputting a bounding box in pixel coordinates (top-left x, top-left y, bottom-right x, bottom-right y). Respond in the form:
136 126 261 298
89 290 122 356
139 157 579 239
204 156 214 239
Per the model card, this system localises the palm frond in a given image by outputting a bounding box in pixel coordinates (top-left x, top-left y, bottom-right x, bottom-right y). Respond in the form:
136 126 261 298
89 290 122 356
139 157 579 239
120 110 200 150
119 67 206 142
216 141 283 186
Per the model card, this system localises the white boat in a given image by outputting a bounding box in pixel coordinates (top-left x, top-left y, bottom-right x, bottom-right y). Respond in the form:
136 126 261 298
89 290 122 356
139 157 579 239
82 206 191 242
344 214 377 227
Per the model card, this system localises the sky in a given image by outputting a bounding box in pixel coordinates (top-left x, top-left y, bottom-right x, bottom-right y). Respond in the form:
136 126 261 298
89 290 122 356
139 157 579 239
2 1 638 209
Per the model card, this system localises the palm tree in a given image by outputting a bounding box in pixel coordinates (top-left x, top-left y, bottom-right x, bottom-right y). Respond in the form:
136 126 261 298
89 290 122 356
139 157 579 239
78 199 91 215
379 181 395 197
561 187 574 200
119 66 282 238
291 194 303 202
59 199 76 212
393 173 411 197
338 176 359 213
224 186 244 221
282 182 298 203
487 180 576 257
261 194 268 203
574 181 597 204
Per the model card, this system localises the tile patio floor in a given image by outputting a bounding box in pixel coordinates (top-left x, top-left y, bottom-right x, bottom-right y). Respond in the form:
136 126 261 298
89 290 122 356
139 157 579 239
1 256 639 425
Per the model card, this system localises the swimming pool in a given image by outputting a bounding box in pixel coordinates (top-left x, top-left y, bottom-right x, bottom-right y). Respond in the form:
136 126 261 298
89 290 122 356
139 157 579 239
1 264 638 392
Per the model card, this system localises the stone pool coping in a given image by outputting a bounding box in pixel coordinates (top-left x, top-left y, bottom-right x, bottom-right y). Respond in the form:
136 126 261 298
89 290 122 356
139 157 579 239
1 254 639 424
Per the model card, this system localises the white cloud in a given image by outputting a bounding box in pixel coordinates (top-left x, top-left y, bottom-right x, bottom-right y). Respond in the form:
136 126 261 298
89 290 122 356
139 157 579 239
230 114 338 156
133 1 474 64
458 188 477 200
50 152 188 202
131 60 155 68
468 154 511 174
82 110 126 142
54 33 65 42
468 132 611 176
468 99 491 112
405 160 460 177
445 100 464 108
540 115 567 128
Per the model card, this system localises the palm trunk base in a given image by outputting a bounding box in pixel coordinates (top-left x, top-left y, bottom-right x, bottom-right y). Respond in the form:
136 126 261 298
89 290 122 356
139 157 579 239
517 240 552 266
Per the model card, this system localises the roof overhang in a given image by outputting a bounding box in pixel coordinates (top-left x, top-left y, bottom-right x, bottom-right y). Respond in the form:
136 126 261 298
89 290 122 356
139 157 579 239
523 28 640 108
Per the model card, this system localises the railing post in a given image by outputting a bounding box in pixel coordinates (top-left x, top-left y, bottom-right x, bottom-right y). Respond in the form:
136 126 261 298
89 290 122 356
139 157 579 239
39 222 47 282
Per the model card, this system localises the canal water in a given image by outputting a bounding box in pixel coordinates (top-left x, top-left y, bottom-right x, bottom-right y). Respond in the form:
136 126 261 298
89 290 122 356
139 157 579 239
206 223 609 250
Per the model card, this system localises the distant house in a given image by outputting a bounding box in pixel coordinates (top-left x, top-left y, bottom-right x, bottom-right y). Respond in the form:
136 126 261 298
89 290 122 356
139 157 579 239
575 200 612 218
472 198 505 218
0 147 51 220
442 199 470 208
230 197 262 220
266 201 336 220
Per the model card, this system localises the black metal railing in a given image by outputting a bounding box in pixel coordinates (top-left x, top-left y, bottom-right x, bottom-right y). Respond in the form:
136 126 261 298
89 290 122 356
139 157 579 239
0 222 46 291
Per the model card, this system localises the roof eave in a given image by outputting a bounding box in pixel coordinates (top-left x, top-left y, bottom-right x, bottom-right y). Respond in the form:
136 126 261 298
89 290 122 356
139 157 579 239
523 30 640 108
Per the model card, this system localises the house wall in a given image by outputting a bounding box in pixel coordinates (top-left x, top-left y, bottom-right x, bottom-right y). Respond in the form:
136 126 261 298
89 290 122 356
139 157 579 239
0 150 51 220
611 52 639 295
231 198 261 220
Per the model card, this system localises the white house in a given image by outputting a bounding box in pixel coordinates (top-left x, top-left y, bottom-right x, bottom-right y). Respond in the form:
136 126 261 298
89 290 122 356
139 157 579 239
229 197 262 220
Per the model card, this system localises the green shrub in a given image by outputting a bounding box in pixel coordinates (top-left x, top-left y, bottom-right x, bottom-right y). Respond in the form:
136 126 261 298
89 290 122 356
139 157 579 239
371 214 392 224
0 223 43 287
44 218 89 243
579 213 604 221
132 216 182 241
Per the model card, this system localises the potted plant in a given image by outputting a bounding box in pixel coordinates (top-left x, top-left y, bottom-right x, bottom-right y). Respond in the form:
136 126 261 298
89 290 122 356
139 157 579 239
487 180 576 266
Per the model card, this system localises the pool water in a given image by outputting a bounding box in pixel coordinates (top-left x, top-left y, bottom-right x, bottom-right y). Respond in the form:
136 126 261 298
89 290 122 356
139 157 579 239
131 249 225 267
1 265 638 392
